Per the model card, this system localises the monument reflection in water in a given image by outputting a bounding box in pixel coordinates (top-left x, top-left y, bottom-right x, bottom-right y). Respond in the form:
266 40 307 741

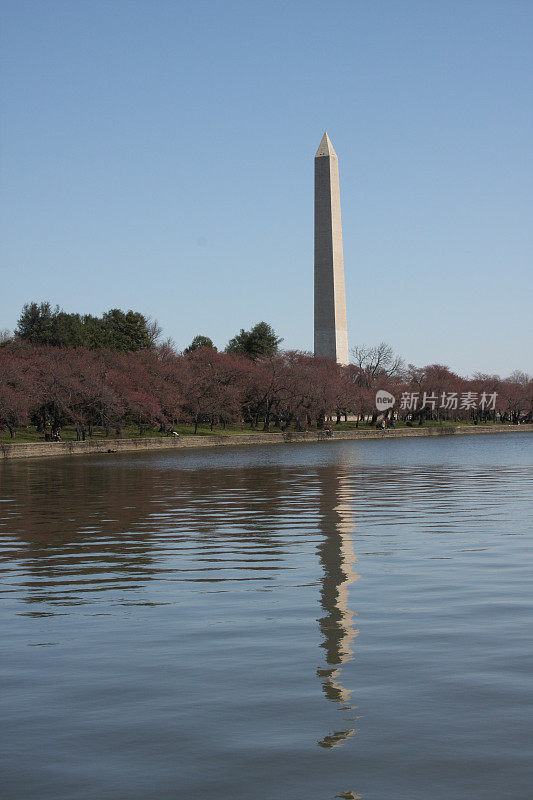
316 464 360 749
2 436 532 800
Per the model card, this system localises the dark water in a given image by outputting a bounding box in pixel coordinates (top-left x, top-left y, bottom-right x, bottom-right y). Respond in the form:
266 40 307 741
1 434 532 800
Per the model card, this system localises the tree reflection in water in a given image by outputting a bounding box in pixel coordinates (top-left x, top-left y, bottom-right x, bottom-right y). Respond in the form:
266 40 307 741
3 456 363 757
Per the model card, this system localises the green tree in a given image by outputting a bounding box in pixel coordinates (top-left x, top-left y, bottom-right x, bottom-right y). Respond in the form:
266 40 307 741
17 303 89 347
184 335 216 354
82 314 109 349
50 312 87 347
16 302 57 344
15 302 158 351
100 309 154 351
225 321 282 360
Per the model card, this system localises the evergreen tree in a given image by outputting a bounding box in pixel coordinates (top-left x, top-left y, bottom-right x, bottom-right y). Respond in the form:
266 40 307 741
16 302 57 344
226 322 282 359
15 302 157 351
50 312 86 347
184 335 216 354
101 309 153 351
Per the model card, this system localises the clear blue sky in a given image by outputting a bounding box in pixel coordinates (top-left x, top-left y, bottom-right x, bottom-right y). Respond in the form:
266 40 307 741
2 0 531 376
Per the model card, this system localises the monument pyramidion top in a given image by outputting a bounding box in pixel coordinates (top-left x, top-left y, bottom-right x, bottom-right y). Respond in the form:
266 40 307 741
315 131 337 159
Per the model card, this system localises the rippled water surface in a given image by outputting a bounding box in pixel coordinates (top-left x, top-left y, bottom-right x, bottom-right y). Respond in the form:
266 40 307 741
1 434 532 799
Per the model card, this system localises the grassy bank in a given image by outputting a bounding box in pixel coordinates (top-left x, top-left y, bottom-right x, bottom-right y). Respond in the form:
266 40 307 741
0 418 513 444
2 424 532 462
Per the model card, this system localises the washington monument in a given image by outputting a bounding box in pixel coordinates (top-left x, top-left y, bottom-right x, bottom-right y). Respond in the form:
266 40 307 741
314 132 349 365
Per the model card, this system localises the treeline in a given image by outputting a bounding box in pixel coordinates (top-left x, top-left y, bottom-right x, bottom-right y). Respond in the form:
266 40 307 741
0 341 531 439
6 301 282 359
10 302 161 351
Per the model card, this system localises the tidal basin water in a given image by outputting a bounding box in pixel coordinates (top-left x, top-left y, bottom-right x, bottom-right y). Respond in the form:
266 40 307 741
1 434 532 800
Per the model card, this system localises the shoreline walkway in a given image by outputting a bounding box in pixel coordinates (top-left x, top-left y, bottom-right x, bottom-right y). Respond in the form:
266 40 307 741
1 424 532 461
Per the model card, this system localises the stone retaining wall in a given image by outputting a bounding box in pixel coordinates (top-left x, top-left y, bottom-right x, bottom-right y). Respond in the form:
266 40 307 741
1 424 532 461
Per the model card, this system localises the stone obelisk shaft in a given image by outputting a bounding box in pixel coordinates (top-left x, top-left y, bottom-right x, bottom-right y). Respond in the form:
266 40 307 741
314 132 349 365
